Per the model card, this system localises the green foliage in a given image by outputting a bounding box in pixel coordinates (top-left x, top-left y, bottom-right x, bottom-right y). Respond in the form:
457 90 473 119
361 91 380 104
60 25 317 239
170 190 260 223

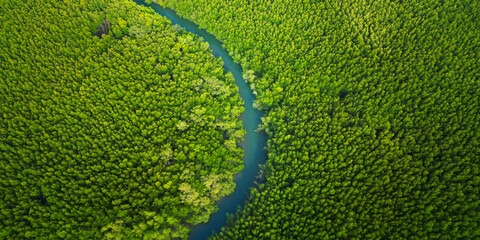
0 0 244 239
158 0 480 239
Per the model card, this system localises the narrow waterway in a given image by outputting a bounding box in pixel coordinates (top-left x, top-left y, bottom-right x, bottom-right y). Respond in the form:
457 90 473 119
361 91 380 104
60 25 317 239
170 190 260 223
134 1 268 239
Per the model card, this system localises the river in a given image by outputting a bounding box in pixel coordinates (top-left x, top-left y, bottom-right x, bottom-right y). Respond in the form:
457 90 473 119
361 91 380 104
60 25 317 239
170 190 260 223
133 1 268 239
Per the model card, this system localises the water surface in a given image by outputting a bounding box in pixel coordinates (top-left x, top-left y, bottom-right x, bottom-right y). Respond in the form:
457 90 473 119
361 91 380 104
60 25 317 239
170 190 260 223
134 1 268 239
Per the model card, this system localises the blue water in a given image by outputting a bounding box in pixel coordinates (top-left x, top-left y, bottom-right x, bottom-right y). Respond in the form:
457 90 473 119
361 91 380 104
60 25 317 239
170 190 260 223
133 1 268 239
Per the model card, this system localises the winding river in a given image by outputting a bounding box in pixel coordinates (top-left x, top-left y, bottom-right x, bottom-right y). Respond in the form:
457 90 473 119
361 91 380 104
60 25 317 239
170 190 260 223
134 1 268 239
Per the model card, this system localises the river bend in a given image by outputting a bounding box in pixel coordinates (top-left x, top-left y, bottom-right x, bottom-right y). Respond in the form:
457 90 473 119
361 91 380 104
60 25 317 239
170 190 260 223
134 1 268 239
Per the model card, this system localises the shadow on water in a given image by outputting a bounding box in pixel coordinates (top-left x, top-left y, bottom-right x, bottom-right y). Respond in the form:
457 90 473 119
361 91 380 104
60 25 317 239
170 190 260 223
133 1 268 239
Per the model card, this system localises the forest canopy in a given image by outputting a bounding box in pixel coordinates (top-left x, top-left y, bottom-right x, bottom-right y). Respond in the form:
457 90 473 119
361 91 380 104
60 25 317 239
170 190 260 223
0 0 245 239
156 0 480 239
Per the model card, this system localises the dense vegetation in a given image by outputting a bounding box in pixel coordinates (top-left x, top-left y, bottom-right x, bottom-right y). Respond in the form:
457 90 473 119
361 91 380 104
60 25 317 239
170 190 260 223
0 0 245 239
156 0 480 238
